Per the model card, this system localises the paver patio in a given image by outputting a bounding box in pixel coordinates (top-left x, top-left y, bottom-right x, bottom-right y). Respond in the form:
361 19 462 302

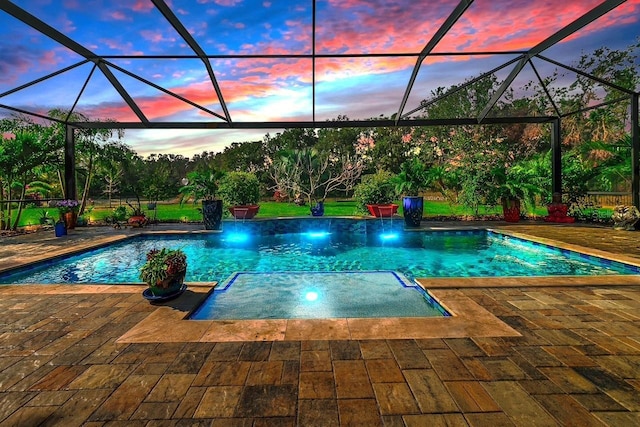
0 222 639 426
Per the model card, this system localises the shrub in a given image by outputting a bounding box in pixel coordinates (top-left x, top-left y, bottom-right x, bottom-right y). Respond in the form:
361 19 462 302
353 171 398 213
218 171 261 206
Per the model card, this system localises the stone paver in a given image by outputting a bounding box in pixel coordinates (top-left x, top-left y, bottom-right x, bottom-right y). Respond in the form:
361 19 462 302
1 223 640 425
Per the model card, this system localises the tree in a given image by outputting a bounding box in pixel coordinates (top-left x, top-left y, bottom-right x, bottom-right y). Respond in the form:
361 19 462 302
270 148 363 206
0 118 60 230
46 109 125 215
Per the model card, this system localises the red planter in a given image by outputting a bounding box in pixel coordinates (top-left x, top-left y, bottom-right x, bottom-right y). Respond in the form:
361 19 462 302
366 204 398 217
502 198 521 223
229 205 260 219
63 212 77 229
128 215 148 227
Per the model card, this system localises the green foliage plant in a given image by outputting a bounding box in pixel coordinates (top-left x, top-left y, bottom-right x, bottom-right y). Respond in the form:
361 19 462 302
139 248 187 288
353 171 398 214
179 170 225 205
218 171 261 206
112 206 127 222
487 163 543 211
392 158 430 196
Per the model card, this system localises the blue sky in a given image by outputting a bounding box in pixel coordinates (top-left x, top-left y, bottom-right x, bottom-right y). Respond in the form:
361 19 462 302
1 0 639 156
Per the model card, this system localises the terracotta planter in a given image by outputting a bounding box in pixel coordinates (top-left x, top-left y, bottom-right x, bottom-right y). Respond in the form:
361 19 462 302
229 205 260 219
367 204 398 217
63 212 77 229
127 215 148 227
502 198 521 223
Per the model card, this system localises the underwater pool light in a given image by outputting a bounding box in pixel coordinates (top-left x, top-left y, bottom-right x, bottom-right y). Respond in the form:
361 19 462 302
305 291 319 301
305 231 331 239
380 233 399 240
225 232 250 243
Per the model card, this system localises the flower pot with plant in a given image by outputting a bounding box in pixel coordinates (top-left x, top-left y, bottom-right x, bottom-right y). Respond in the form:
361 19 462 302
179 170 226 230
489 164 543 223
353 171 399 217
125 199 148 227
392 158 430 227
140 248 187 301
218 171 261 219
55 199 79 229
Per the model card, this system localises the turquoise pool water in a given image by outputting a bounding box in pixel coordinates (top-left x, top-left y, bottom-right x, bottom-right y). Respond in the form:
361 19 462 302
1 230 638 285
0 231 638 284
3 229 637 320
189 271 449 320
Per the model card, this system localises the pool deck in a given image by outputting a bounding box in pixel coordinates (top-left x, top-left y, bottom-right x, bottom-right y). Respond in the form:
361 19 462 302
1 221 640 425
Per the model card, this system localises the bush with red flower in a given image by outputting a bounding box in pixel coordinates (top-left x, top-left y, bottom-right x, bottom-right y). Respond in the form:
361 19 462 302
139 248 187 289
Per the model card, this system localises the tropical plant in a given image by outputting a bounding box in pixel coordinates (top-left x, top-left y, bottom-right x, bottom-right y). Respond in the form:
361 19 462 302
179 169 225 204
218 171 261 206
38 209 54 225
353 171 398 213
111 206 127 222
391 158 430 196
139 248 187 288
0 120 60 230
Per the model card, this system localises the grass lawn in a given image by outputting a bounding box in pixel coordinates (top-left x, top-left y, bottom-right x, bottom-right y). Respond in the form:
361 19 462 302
11 198 548 228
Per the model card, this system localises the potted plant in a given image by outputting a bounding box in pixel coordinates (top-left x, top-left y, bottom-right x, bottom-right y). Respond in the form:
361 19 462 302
489 164 543 223
353 171 399 217
140 248 187 301
179 170 225 230
55 199 79 229
218 171 261 219
392 158 430 227
126 199 148 227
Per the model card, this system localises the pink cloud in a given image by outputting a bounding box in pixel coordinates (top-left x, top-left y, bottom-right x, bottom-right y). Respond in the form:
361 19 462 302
109 11 130 21
140 30 176 44
131 0 154 12
195 0 243 5
313 0 640 56
63 0 81 9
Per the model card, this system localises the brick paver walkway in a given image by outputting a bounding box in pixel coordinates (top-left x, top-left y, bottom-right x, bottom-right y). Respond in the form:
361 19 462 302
1 222 639 426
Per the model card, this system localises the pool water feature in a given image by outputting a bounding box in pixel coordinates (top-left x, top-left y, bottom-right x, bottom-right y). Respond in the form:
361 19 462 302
1 230 638 285
189 271 449 320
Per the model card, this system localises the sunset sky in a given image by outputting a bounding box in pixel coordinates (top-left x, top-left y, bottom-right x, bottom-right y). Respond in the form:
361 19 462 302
1 0 639 157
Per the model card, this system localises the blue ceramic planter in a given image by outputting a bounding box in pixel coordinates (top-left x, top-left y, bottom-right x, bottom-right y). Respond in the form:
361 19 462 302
402 196 423 228
202 199 223 230
54 222 67 237
311 202 324 216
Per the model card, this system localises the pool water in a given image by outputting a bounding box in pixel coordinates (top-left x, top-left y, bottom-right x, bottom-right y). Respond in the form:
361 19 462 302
1 230 638 285
189 271 449 320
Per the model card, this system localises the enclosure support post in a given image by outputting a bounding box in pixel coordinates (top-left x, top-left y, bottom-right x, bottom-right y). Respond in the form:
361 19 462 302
551 117 562 194
64 125 77 201
632 94 639 209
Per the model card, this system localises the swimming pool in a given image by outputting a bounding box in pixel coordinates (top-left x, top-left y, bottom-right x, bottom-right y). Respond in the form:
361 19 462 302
1 230 638 284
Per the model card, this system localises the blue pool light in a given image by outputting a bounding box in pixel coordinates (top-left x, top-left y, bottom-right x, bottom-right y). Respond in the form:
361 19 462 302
304 231 331 239
225 232 250 243
305 291 319 301
380 232 399 240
